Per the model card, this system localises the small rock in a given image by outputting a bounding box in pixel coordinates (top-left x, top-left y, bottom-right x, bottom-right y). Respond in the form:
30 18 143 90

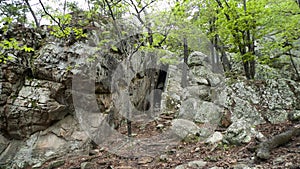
156 124 164 129
255 132 267 142
89 149 100 155
138 156 153 164
159 154 168 162
273 156 284 165
171 119 200 139
285 162 293 167
205 132 223 144
232 163 252 169
81 162 95 169
32 162 43 169
175 160 207 169
131 133 137 137
187 160 207 168
175 164 187 169
48 160 65 169
194 147 200 152
115 166 132 169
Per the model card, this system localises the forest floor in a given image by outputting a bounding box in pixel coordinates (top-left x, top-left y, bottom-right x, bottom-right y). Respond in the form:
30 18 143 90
39 118 300 169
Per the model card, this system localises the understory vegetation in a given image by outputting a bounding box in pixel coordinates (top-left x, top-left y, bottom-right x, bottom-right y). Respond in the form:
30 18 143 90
0 0 299 81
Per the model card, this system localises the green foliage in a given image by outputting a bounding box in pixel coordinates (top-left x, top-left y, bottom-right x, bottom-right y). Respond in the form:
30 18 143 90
0 0 28 24
187 0 300 78
0 38 34 64
217 142 230 151
0 17 34 64
49 14 87 39
111 45 118 52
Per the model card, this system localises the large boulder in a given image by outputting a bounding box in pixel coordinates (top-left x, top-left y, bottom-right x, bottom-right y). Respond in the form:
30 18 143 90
224 78 300 145
0 115 90 168
3 79 68 139
179 99 222 124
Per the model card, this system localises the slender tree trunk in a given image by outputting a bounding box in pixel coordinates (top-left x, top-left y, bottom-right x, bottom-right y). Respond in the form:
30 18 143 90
181 37 188 88
289 50 300 80
63 0 67 15
244 0 255 79
216 34 231 72
127 119 132 137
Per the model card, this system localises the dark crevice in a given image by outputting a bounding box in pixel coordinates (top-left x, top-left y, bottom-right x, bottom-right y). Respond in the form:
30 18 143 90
153 64 169 109
129 64 168 112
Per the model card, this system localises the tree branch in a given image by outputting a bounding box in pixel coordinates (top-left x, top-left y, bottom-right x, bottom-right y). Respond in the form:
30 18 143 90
38 0 66 35
24 0 39 27
104 0 129 56
138 0 156 13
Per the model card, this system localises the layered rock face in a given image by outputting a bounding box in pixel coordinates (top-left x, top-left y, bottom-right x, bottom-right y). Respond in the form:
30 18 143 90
0 27 164 168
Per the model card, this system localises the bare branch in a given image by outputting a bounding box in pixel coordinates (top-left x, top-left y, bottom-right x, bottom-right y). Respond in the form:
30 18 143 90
104 0 129 56
138 0 156 13
24 0 39 27
38 0 66 35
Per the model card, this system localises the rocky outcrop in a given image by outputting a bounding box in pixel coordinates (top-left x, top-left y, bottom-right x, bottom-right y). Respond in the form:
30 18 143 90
1 26 299 168
0 24 123 167
0 27 165 167
160 51 225 142
223 78 300 144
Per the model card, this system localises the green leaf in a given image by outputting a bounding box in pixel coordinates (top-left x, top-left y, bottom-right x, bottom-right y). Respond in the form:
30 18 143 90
111 45 118 52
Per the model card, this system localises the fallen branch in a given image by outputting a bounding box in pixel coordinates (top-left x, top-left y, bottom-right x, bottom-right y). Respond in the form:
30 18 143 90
256 124 300 160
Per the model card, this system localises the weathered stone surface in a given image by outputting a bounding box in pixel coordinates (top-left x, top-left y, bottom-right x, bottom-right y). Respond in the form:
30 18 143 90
0 135 8 159
161 64 183 112
0 115 90 168
223 78 300 144
205 132 223 144
0 140 24 168
223 120 256 145
228 96 264 125
184 85 210 101
3 79 68 139
179 99 222 124
227 79 298 124
171 119 200 139
188 51 209 67
289 110 300 121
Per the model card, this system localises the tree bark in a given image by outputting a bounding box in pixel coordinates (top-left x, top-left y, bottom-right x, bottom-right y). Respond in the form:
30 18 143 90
181 37 188 88
256 125 300 160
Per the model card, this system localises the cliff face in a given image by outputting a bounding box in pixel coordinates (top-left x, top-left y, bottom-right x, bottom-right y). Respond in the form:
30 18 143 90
0 25 165 168
0 26 299 169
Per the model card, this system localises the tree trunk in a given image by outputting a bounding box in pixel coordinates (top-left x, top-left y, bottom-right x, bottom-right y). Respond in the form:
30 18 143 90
181 37 188 88
216 35 231 72
244 0 255 79
289 50 300 80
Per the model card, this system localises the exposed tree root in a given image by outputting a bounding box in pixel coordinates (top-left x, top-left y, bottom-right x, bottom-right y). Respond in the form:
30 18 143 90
256 124 300 160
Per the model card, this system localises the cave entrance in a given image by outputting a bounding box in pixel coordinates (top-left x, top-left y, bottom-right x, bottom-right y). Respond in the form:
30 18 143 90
153 63 169 110
129 64 169 113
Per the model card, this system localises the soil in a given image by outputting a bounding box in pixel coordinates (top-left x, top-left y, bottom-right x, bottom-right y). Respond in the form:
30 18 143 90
38 119 300 169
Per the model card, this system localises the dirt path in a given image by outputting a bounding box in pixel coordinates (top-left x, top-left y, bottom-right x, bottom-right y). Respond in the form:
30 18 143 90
39 121 299 169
